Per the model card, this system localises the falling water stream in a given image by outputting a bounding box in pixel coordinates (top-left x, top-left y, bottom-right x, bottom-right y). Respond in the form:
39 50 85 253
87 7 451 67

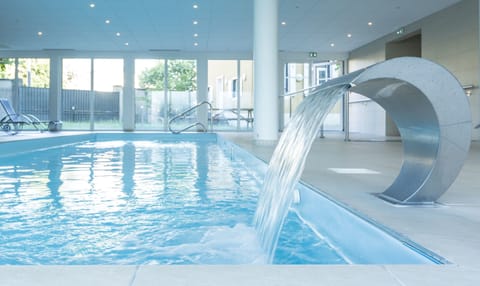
254 84 350 262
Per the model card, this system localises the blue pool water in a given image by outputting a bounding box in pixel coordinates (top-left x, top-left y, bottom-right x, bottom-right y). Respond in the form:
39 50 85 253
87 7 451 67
0 133 442 265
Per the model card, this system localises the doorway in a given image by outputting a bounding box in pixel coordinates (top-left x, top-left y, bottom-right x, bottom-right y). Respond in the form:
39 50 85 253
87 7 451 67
385 33 422 136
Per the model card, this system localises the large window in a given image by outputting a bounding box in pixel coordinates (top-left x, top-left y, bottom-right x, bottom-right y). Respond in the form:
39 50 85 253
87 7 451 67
208 60 254 131
19 58 50 121
240 60 254 130
167 59 197 132
0 58 50 121
93 59 123 130
283 62 310 127
0 55 261 132
314 61 344 131
62 58 92 130
135 59 166 130
18 58 50 88
135 59 197 131
62 58 123 130
0 58 15 80
0 59 17 121
283 60 344 131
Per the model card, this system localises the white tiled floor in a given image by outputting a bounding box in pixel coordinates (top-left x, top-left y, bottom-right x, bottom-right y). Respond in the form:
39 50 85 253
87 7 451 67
223 132 480 285
1 131 479 285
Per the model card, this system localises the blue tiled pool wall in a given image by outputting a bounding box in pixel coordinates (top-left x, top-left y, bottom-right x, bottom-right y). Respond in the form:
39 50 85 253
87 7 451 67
0 133 93 158
294 184 446 264
0 133 218 159
215 134 445 264
216 134 268 176
0 132 445 264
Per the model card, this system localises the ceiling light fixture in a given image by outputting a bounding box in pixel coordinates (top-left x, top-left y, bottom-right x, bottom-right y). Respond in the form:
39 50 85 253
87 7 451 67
193 20 198 25
89 3 95 8
193 33 198 37
368 22 373 26
37 31 43 36
124 42 129 46
193 4 198 9
347 33 352 38
105 19 111 24
116 32 121 37
330 43 335 47
281 21 287 26
194 42 199 46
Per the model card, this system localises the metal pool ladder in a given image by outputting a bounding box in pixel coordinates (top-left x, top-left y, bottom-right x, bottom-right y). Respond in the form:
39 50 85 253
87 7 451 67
168 101 213 134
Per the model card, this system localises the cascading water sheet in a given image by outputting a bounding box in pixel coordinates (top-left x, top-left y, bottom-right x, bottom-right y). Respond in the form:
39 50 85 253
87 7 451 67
254 84 350 262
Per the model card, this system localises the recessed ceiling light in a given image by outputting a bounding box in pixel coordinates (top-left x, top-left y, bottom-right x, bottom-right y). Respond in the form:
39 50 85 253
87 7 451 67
105 19 111 24
194 42 199 46
330 43 335 47
37 31 43 36
193 33 198 37
193 4 198 9
368 22 373 26
124 42 129 46
281 21 287 26
193 20 198 25
347 33 352 38
116 32 121 37
89 3 95 8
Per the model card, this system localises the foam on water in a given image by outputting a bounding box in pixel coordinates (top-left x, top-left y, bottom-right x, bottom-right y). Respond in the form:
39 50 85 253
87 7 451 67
254 84 350 262
130 223 267 265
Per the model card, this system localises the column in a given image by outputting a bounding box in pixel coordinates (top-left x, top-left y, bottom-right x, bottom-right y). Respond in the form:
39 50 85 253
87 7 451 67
123 56 135 131
253 0 279 142
196 55 209 130
48 55 62 122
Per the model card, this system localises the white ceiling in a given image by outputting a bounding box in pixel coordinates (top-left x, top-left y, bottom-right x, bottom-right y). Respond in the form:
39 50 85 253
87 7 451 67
0 0 462 53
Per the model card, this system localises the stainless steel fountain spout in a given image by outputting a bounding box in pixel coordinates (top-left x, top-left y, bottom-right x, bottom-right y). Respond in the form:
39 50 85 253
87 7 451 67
322 57 472 204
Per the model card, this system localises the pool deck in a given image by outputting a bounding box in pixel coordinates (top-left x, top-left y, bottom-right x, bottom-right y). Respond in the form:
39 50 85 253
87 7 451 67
1 131 479 285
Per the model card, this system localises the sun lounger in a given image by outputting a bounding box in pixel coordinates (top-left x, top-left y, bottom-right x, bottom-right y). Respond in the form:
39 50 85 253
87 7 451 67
0 98 48 134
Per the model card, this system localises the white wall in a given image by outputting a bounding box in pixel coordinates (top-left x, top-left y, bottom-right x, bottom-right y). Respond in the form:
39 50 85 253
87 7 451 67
349 94 386 136
347 0 480 140
422 0 479 140
347 39 387 137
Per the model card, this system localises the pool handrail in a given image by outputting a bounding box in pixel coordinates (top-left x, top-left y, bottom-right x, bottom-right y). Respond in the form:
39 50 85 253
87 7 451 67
168 101 213 134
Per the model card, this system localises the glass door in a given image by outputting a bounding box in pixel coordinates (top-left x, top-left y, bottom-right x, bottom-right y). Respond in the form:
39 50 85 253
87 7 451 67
208 60 237 131
167 59 197 131
207 60 254 131
0 59 15 115
135 59 197 131
239 60 254 131
283 62 310 127
282 60 344 131
93 59 123 130
62 58 123 130
135 59 166 130
62 58 92 130
312 61 344 131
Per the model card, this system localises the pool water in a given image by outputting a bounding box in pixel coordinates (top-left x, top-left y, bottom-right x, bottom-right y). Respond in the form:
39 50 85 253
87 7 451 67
0 134 346 265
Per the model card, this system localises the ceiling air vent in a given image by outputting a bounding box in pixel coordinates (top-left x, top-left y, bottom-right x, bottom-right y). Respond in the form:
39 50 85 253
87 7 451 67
149 49 181 52
42 49 75 52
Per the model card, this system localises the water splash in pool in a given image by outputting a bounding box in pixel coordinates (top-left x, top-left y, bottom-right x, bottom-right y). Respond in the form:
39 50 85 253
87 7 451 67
0 136 347 264
254 84 350 262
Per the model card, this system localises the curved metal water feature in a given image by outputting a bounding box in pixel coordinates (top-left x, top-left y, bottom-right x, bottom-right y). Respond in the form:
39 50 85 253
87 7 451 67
322 57 472 204
255 57 471 261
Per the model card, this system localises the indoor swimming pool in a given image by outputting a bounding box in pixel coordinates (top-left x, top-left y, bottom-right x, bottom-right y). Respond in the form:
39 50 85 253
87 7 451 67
0 133 443 265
